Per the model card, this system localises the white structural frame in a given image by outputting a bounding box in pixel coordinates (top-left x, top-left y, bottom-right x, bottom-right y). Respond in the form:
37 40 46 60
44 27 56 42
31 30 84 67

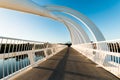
60 16 90 43
0 0 120 79
0 0 105 44
0 36 67 79
72 39 120 78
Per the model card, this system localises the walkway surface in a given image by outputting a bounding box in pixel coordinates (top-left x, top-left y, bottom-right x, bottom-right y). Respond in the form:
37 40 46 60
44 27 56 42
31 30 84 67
13 47 119 80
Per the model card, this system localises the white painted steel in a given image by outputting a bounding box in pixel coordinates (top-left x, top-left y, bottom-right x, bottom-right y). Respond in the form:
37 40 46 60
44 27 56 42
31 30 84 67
1 0 119 79
45 5 105 42
64 22 83 44
60 16 89 44
72 40 120 78
0 0 105 44
0 37 67 80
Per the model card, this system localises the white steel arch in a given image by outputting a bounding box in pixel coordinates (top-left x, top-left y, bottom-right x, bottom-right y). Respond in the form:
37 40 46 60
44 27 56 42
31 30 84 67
45 5 105 42
61 17 86 44
64 22 83 44
59 16 90 43
0 0 105 44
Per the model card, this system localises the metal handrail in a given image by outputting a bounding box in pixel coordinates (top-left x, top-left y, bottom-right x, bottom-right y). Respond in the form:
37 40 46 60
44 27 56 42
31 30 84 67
72 40 120 78
0 36 67 80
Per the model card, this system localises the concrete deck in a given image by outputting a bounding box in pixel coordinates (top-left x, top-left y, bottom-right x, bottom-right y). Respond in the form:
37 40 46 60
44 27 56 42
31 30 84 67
13 47 119 80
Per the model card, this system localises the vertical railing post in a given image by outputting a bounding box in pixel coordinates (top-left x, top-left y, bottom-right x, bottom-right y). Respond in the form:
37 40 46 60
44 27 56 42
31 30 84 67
52 44 57 55
28 52 35 65
44 49 48 59
51 48 54 56
44 43 49 59
3 39 8 79
0 38 3 79
52 45 56 54
28 43 35 66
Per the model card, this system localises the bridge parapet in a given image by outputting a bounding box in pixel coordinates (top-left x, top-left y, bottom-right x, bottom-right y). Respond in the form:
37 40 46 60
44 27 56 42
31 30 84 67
72 40 120 78
0 36 67 80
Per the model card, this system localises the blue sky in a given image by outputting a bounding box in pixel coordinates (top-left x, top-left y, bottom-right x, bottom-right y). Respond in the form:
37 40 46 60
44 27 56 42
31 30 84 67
0 0 120 43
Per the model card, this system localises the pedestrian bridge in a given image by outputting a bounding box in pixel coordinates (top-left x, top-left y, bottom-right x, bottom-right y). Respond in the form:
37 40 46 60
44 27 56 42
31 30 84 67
0 0 120 80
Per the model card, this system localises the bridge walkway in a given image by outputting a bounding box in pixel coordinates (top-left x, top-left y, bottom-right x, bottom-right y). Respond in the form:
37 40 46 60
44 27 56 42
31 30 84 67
13 47 119 80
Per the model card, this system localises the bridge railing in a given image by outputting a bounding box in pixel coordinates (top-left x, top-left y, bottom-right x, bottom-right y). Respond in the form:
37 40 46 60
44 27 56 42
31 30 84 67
0 36 67 80
72 39 120 78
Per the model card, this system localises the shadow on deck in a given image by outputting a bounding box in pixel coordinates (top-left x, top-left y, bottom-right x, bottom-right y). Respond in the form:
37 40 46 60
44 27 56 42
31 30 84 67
13 47 119 80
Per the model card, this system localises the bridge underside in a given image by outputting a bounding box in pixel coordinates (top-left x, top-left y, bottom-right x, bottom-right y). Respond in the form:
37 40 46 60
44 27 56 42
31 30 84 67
12 47 119 80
